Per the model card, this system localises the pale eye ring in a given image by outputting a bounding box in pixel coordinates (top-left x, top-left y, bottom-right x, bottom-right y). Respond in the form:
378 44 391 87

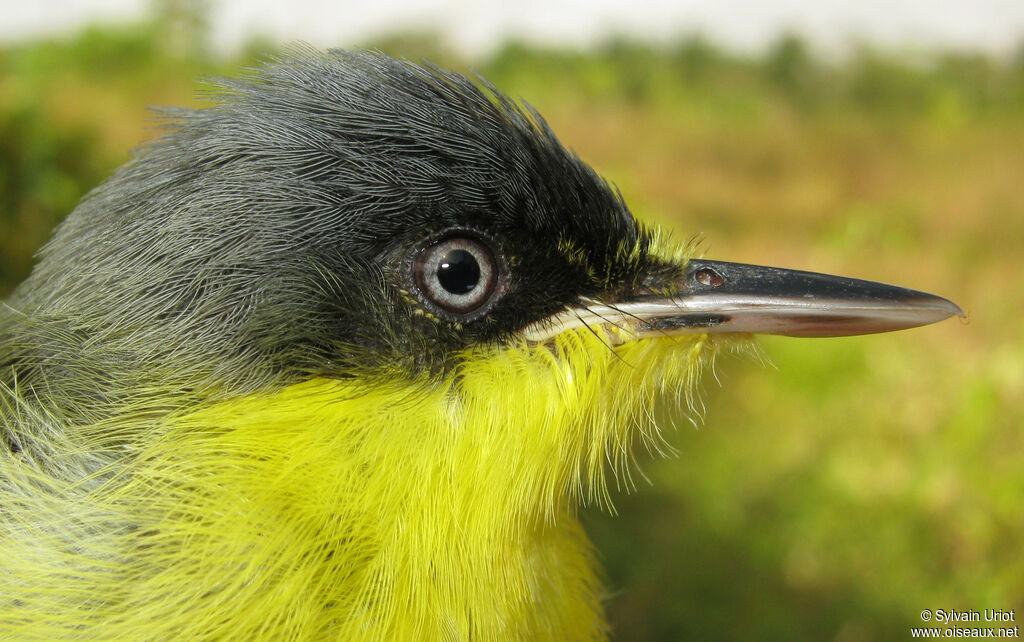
412 234 506 320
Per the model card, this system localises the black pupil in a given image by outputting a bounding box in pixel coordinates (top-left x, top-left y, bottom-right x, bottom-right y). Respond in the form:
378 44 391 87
437 249 481 294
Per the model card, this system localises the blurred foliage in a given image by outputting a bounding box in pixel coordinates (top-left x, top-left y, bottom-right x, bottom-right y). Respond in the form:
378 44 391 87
1 7 1022 641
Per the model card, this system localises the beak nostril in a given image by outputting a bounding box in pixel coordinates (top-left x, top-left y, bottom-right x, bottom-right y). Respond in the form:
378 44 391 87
695 268 724 287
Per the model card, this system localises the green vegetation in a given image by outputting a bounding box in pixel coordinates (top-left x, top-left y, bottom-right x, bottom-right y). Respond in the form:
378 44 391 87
2 12 1021 640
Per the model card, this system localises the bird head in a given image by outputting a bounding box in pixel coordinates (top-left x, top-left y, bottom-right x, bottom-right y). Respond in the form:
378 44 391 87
0 50 962 639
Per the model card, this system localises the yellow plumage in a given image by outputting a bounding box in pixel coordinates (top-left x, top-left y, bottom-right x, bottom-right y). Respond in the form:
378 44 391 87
1 326 732 640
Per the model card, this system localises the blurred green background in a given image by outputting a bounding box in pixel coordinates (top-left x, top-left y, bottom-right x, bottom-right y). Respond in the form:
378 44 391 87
2 5 1021 641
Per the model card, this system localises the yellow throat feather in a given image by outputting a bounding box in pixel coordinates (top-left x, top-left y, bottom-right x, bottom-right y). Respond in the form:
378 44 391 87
2 327 729 640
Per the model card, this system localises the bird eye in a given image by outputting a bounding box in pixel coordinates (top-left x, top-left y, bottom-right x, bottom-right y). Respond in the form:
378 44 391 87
411 234 506 320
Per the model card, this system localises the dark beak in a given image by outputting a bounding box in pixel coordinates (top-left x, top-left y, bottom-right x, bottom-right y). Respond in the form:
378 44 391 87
523 259 964 342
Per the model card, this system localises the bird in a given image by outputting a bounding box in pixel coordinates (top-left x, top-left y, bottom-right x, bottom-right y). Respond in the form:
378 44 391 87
0 49 961 640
